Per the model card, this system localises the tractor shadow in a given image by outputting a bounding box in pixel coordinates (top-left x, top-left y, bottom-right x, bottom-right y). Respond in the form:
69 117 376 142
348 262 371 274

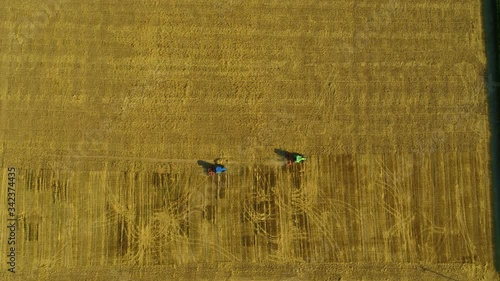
274 149 293 170
197 160 216 175
274 148 297 159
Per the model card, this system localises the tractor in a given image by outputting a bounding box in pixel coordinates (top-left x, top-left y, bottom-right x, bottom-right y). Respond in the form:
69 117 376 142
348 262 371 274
286 153 306 166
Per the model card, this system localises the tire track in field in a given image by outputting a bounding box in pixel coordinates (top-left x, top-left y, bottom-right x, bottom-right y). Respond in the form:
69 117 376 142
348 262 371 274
45 154 287 167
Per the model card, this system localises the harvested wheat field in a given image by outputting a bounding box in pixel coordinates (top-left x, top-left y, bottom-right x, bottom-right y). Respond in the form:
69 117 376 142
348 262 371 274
0 0 498 280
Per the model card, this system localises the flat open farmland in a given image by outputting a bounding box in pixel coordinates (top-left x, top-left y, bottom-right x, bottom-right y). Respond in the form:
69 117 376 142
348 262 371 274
0 0 497 280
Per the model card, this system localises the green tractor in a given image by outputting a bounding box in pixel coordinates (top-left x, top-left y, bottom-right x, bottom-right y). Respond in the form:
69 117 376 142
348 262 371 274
286 153 306 166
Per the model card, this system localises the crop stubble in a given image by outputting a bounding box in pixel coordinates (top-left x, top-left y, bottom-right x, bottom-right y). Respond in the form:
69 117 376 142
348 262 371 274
0 0 496 280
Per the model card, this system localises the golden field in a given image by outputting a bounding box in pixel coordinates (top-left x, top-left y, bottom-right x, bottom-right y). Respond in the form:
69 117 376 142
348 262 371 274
0 0 497 280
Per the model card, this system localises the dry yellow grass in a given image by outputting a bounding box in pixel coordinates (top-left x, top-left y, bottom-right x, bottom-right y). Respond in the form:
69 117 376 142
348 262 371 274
0 0 497 280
